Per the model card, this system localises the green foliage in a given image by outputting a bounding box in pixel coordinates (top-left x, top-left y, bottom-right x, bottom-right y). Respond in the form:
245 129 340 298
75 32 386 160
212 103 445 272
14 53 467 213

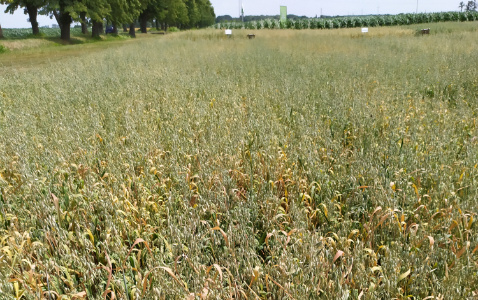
0 44 7 53
0 0 48 13
164 0 189 27
108 0 142 26
3 0 215 41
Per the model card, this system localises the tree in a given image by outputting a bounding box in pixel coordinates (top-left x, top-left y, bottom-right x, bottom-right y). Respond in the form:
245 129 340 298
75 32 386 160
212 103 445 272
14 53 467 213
185 0 200 28
42 0 110 41
0 24 4 39
1 0 48 35
107 0 142 35
196 0 215 27
465 0 477 11
164 0 188 28
84 0 110 38
40 0 85 41
138 3 154 33
138 0 162 33
459 1 465 11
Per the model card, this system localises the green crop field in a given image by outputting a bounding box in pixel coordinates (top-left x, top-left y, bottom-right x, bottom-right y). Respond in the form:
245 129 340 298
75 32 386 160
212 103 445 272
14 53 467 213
1 23 478 299
1 28 84 39
217 11 478 30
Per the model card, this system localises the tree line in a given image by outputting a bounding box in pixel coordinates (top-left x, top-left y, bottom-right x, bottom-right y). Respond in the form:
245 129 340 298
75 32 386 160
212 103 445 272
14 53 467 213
0 0 215 40
459 1 477 12
215 14 311 23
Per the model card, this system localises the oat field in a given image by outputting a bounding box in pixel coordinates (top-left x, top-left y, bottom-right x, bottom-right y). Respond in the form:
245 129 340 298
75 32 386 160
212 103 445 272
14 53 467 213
1 23 478 299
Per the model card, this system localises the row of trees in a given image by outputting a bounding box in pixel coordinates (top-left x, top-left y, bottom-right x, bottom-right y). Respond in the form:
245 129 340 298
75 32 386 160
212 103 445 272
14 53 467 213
459 1 477 12
0 0 215 40
215 14 311 23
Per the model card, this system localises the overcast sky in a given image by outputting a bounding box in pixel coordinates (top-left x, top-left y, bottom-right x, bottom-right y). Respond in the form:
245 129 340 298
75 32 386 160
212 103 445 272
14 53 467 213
1 1 462 28
211 0 461 17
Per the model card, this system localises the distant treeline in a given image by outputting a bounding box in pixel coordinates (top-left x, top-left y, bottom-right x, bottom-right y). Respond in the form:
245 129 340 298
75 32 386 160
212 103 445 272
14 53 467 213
216 14 311 23
0 0 215 41
215 11 478 30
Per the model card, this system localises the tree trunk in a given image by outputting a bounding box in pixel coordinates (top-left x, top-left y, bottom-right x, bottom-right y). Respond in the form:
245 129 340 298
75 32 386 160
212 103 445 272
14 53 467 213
139 13 148 33
0 24 4 39
53 10 61 29
123 24 128 32
112 24 118 35
155 19 160 30
80 12 88 34
26 5 40 35
129 23 136 38
92 21 102 38
60 21 71 40
58 0 72 40
59 13 72 40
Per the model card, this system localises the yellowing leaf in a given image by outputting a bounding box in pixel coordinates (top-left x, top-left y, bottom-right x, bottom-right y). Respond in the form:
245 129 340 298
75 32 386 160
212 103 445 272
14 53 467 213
371 266 382 273
398 269 410 282
468 215 474 230
348 229 359 240
319 203 328 218
252 266 260 282
412 183 419 198
390 182 396 191
85 229 94 244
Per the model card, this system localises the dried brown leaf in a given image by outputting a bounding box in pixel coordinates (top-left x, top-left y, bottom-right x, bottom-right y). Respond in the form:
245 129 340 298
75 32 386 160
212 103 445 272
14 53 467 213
123 238 153 268
213 264 223 282
376 213 390 228
159 266 188 292
369 206 382 223
333 250 344 263
71 291 87 299
427 236 434 249
265 230 275 246
102 252 113 300
472 244 478 255
456 242 470 259
211 226 229 247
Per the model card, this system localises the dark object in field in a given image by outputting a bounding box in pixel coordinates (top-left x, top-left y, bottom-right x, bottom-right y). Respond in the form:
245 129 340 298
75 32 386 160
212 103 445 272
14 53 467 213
0 25 3 39
105 26 115 34
421 28 430 35
247 34 256 39
151 32 166 35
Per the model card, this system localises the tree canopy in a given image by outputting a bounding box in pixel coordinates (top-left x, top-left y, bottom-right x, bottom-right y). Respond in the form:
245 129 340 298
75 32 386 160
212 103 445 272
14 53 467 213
2 0 215 40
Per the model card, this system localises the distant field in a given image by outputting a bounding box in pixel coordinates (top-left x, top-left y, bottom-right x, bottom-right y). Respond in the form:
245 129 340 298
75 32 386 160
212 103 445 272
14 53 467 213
0 23 477 299
1 27 84 39
217 11 478 30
